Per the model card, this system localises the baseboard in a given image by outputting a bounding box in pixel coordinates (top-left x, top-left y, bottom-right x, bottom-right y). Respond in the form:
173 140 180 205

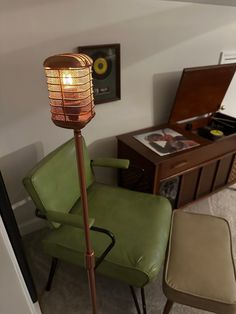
11 198 46 236
18 217 46 236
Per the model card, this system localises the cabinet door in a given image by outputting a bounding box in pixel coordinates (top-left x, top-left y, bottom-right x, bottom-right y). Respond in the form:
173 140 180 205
213 155 233 190
177 169 200 207
228 154 236 183
196 162 218 198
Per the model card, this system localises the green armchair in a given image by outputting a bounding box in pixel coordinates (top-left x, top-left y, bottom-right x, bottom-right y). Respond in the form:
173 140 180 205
23 137 172 313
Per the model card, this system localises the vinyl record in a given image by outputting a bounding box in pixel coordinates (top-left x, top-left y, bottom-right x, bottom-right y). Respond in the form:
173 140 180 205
91 52 112 80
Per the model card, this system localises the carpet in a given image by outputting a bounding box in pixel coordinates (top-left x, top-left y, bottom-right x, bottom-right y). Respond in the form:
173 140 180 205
23 186 236 313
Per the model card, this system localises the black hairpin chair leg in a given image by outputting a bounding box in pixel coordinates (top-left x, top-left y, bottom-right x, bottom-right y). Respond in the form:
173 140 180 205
130 286 147 314
141 287 147 314
45 257 58 291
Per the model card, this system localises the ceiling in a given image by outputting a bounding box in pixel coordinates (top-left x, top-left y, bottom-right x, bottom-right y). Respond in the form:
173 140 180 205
165 0 236 6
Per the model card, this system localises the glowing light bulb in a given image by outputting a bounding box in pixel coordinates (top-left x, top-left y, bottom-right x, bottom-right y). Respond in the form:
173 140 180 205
63 73 73 85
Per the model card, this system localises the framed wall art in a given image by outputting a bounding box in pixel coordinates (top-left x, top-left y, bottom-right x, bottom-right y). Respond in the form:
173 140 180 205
78 43 121 104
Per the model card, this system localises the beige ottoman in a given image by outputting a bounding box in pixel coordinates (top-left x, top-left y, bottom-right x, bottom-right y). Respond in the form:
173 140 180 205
163 210 236 314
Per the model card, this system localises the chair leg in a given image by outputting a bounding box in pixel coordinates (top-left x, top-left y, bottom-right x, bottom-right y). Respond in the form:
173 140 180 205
129 286 142 314
141 287 147 314
163 299 174 314
45 257 58 291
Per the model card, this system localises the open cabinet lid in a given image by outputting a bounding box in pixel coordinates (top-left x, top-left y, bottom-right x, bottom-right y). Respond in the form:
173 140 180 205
169 64 236 123
219 70 236 119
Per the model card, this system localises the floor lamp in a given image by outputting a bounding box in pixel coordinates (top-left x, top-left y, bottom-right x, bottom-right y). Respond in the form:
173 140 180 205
43 53 97 313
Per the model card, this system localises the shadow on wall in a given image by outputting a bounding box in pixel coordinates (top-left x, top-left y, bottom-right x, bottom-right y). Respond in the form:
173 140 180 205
0 133 117 205
153 71 182 125
89 136 119 185
1 4 236 130
1 0 65 12
0 142 44 224
167 0 236 6
0 142 44 228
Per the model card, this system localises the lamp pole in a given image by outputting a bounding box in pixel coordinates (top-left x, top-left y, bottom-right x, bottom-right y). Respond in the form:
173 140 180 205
74 129 97 313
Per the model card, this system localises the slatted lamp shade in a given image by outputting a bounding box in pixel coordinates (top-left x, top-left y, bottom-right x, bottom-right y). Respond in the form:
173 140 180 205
43 53 95 129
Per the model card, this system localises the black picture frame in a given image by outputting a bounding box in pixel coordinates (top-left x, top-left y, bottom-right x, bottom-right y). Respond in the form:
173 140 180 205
78 43 121 105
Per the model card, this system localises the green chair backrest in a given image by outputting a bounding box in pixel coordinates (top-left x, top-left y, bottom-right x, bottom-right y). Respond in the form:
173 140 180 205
23 137 94 228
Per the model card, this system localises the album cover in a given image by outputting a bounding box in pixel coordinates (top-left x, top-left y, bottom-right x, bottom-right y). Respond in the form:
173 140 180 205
134 128 199 156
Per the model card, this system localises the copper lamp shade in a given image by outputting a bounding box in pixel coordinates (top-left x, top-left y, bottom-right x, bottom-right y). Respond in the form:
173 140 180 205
43 53 95 129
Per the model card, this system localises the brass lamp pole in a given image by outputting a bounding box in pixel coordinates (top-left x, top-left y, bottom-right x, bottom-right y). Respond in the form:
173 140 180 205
43 53 97 313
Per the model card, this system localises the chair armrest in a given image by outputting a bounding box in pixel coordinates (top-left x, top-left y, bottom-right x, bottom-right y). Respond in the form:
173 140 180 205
46 210 95 229
91 158 129 169
42 209 115 268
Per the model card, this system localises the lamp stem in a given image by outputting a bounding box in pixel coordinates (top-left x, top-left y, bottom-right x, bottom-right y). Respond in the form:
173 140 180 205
74 129 97 314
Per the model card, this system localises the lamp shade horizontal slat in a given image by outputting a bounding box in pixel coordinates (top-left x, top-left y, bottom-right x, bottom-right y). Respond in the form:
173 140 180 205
47 81 92 91
48 90 92 100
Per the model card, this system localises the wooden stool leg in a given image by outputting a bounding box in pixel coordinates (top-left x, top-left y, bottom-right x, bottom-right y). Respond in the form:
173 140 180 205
163 299 174 314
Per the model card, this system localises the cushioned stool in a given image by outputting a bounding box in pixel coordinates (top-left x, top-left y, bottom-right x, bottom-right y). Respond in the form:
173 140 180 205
163 210 236 314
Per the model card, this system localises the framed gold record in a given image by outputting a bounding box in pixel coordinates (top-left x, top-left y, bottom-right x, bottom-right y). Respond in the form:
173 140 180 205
92 52 112 80
78 43 121 104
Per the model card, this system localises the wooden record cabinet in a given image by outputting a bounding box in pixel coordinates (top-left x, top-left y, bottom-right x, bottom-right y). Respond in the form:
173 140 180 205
117 64 236 208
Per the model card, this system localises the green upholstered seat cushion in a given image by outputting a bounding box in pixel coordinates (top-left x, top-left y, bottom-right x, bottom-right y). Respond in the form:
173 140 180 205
23 138 94 228
42 182 172 287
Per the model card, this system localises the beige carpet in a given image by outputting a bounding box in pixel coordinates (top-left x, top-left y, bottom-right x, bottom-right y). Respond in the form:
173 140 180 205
23 186 236 314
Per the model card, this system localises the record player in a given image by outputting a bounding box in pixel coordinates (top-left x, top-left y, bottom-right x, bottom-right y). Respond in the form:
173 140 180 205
169 63 236 142
117 63 236 208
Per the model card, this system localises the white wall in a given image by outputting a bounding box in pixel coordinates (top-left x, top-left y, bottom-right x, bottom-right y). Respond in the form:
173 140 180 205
1 0 236 232
0 217 41 313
